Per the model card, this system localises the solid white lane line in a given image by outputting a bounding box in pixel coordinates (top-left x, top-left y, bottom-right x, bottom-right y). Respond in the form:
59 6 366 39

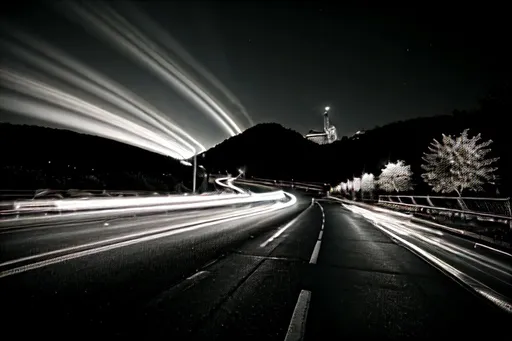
260 201 313 248
307 201 325 264
309 240 322 264
284 290 311 341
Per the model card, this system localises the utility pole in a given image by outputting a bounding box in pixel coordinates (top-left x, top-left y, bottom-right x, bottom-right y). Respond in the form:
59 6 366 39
192 154 197 193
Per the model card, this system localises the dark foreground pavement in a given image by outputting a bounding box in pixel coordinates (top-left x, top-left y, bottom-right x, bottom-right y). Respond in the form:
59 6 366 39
0 198 510 340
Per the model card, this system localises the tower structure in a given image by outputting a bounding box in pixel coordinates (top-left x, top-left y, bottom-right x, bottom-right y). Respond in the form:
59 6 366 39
305 106 338 144
323 112 330 131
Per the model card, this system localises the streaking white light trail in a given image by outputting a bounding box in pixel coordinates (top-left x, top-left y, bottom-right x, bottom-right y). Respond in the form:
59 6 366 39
343 203 512 313
1 93 189 156
1 178 293 223
0 203 273 269
260 194 305 248
1 2 252 158
0 69 192 159
2 33 204 154
6 190 286 217
0 190 298 278
117 2 254 126
62 1 244 136
215 176 246 194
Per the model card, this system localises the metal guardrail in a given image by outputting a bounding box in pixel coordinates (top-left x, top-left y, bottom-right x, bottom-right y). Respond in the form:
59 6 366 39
378 195 512 224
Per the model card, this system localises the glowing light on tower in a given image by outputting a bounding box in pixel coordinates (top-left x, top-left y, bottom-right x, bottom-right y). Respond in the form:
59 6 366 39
304 105 338 144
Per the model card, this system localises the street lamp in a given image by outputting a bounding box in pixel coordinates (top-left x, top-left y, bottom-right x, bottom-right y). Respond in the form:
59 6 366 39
180 156 197 193
324 106 330 112
196 165 208 192
199 165 207 178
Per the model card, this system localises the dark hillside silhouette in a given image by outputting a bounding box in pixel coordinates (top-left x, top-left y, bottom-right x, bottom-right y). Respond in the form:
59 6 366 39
203 123 322 180
1 86 510 196
0 123 191 192
204 88 511 197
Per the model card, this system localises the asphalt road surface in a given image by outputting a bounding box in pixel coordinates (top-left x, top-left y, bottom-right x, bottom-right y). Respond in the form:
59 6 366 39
0 194 510 340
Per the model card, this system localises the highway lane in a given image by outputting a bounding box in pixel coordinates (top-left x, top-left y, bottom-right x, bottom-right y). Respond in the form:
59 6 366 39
141 197 322 340
0 195 510 339
0 192 314 338
340 202 512 303
0 176 269 229
0 178 284 262
0 205 271 262
305 201 511 339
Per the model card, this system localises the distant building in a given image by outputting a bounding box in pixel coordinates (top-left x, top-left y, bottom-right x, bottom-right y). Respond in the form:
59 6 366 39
305 108 338 144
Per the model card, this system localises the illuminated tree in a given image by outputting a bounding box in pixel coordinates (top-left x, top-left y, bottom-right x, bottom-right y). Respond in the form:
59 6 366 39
331 183 342 193
421 129 499 196
340 182 348 193
352 177 361 192
377 160 413 192
351 177 361 200
346 180 353 192
361 173 375 192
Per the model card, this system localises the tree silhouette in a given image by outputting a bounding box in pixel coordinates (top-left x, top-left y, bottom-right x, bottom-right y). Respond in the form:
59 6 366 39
377 161 413 193
421 129 499 196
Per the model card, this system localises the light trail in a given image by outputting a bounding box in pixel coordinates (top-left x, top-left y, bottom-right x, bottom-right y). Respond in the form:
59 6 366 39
4 190 287 218
343 203 512 313
0 1 253 159
0 203 273 269
2 33 204 154
117 1 254 127
1 177 293 224
215 176 246 194
0 68 192 159
62 1 244 137
0 190 298 278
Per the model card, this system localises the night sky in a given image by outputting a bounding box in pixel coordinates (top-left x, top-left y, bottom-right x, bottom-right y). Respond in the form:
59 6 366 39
1 1 509 151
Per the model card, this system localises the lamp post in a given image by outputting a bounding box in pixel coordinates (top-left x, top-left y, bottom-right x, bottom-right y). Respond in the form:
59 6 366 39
180 156 198 193
198 165 207 192
192 154 197 193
